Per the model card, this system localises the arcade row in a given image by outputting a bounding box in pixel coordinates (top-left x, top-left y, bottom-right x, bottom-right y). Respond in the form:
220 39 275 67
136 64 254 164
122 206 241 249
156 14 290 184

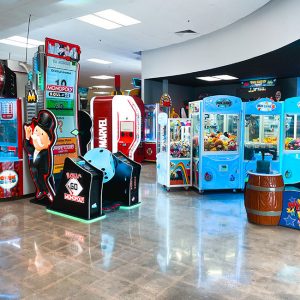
1 35 300 231
151 96 300 192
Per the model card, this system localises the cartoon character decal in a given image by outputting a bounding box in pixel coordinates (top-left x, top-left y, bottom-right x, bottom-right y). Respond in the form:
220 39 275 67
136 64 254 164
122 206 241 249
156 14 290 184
24 110 57 203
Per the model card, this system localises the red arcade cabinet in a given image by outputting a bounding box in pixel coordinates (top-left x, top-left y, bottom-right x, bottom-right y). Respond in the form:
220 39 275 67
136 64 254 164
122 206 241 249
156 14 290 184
91 76 144 163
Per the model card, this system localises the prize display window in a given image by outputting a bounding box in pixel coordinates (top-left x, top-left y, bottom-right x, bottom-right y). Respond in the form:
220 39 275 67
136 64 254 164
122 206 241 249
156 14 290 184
203 114 239 152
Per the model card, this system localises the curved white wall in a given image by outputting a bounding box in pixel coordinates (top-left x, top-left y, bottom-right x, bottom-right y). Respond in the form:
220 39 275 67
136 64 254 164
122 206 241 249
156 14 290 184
142 0 300 79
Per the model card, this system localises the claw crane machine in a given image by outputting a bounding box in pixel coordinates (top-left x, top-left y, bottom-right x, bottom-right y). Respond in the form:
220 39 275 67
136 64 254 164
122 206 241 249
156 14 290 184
188 101 201 189
144 104 157 162
199 95 243 192
282 97 300 184
156 114 192 191
242 98 283 179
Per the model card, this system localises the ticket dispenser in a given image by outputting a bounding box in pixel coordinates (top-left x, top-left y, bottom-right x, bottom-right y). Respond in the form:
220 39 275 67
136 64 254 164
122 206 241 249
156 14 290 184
91 95 144 162
49 156 104 221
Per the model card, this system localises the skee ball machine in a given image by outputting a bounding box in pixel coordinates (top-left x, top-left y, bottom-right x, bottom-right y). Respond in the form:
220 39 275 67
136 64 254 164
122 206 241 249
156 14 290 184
189 100 201 189
199 96 243 192
282 97 300 184
91 76 144 163
156 114 192 191
242 98 283 179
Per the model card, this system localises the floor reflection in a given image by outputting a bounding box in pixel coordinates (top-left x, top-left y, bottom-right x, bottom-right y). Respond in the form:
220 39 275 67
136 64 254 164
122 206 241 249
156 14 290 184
0 164 299 299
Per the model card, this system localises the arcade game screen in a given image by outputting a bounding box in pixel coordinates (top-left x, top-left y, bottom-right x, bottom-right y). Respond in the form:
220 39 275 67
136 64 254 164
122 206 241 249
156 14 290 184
203 114 239 152
244 114 280 160
285 114 300 150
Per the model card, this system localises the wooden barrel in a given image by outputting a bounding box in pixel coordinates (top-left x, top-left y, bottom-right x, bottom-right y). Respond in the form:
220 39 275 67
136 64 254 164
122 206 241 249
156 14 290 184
244 172 284 225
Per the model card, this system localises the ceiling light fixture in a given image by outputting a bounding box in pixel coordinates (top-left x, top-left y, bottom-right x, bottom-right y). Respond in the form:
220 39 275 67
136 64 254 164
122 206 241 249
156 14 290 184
90 75 114 80
95 9 141 26
0 36 43 48
87 58 112 64
196 76 221 81
94 91 110 95
77 14 121 30
91 85 113 89
214 75 239 80
77 9 140 30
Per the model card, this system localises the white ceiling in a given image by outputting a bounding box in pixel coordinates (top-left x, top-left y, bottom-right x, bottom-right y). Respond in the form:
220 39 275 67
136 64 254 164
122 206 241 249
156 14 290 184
0 0 270 93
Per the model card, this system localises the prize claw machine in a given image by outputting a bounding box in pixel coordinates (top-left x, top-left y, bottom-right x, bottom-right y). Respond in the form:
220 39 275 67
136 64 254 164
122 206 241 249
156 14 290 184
199 96 243 192
189 101 201 189
0 98 23 199
156 115 192 191
144 104 157 162
242 98 283 180
282 97 300 184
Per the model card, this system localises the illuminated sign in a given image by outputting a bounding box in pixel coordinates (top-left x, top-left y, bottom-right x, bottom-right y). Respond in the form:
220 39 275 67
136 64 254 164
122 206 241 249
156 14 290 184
64 176 84 203
26 89 38 103
241 79 276 88
0 170 18 189
256 101 276 112
98 118 108 148
215 98 232 108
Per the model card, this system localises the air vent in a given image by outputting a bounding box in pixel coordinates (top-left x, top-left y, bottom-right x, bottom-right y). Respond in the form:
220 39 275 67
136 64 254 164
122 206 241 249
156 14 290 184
175 29 197 34
133 51 142 56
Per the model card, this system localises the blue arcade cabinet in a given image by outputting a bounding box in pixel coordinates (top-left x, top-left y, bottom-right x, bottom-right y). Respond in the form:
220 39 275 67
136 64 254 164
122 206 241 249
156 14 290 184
282 97 300 184
242 98 284 180
198 95 243 192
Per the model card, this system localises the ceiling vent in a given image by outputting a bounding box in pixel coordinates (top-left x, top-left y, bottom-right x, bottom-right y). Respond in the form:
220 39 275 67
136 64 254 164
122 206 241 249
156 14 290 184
175 29 197 35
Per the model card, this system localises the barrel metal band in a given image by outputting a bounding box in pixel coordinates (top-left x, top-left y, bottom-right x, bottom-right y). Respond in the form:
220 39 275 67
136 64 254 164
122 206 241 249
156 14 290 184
246 208 282 217
247 184 284 192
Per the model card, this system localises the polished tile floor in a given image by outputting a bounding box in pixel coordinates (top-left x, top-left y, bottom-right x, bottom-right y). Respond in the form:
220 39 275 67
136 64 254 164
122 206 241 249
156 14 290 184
0 164 299 299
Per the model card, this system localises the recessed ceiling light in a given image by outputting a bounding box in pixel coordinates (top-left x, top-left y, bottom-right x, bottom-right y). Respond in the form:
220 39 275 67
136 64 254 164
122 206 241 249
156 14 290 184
77 14 121 30
90 75 114 80
87 58 112 64
0 36 43 48
94 91 110 95
196 76 221 81
214 75 239 80
91 85 113 89
95 9 141 26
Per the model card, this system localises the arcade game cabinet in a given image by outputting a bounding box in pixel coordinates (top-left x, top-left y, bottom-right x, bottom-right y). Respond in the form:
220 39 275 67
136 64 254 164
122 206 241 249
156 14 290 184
242 98 283 180
198 96 243 192
282 97 300 184
49 156 105 222
156 116 193 191
91 93 144 163
144 103 170 162
0 98 23 199
144 104 157 162
188 100 201 190
84 148 141 210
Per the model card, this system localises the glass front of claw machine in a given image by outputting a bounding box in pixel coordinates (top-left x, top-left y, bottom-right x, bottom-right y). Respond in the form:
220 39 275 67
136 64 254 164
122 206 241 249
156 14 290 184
244 114 280 174
169 119 192 187
0 98 23 199
203 114 239 152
